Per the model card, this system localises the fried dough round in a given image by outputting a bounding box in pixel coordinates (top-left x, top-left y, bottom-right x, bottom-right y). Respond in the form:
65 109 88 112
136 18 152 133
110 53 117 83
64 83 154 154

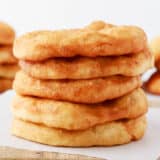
13 21 147 61
0 45 17 64
12 116 146 147
12 88 147 130
20 50 152 80
0 64 19 79
144 71 160 95
14 71 141 103
0 22 15 44
0 78 12 92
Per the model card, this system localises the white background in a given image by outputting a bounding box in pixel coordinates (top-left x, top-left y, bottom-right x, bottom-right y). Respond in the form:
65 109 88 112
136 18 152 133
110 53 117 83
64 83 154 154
0 0 159 39
0 1 160 160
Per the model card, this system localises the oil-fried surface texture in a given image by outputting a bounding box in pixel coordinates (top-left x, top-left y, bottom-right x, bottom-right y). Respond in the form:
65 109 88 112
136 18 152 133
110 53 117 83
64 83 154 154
149 36 160 69
85 21 114 30
13 71 142 103
0 22 15 44
0 64 19 79
12 89 147 130
0 78 13 92
150 36 160 63
13 21 147 61
20 50 152 80
155 57 160 71
12 116 146 147
144 71 160 95
0 45 17 64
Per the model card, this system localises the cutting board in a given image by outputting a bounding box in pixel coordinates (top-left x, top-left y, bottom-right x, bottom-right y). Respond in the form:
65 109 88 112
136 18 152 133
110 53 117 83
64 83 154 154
0 146 104 160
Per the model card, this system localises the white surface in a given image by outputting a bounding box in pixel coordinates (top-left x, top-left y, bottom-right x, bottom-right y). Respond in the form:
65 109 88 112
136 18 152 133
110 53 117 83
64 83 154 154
0 91 160 160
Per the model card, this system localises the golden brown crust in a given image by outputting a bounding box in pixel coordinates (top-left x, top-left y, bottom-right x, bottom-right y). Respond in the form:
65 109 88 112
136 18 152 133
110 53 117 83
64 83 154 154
12 88 147 130
13 21 147 61
0 45 17 64
0 22 15 44
150 37 160 63
149 36 160 69
85 21 114 31
12 116 147 147
13 71 142 103
156 60 160 70
0 64 19 79
144 71 160 95
20 50 152 80
0 78 13 92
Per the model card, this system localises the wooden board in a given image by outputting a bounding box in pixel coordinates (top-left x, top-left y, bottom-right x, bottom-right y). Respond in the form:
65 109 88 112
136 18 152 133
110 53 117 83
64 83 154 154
0 146 105 160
